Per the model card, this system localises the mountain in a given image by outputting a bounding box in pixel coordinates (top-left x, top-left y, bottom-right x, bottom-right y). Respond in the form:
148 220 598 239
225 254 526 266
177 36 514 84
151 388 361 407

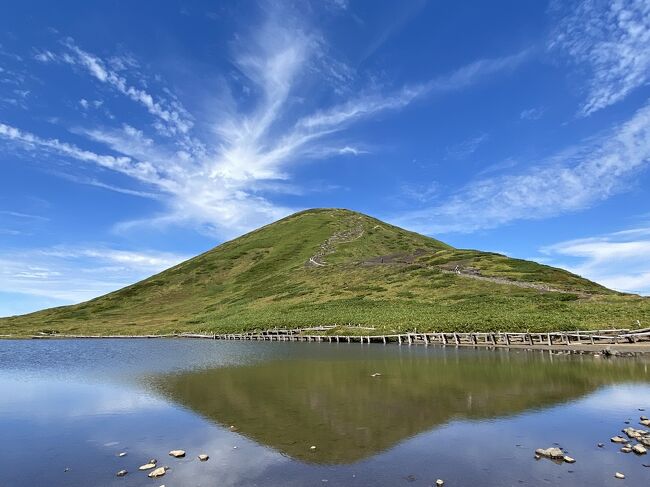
2 208 648 336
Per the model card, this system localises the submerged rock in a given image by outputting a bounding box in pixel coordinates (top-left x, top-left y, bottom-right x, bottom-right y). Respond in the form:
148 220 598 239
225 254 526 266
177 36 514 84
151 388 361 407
116 470 128 477
198 454 209 461
611 436 626 443
169 450 185 458
563 455 576 463
621 446 632 453
370 373 381 377
139 463 157 471
117 452 127 457
148 466 168 478
310 445 317 450
633 444 648 455
436 480 444 486
615 472 625 479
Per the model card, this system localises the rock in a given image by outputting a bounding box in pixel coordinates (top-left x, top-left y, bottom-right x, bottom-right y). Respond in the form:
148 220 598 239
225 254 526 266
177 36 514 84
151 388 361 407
149 459 157 464
615 472 625 479
633 444 647 454
198 454 209 461
597 443 604 448
169 450 185 458
535 447 564 459
534 454 541 460
229 425 238 431
139 463 157 470
370 373 381 377
621 446 632 453
611 436 626 443
148 466 168 478
116 470 128 477
310 445 317 450
641 419 650 427
639 436 650 447
117 452 127 457
436 480 444 486
623 427 647 439
563 455 576 463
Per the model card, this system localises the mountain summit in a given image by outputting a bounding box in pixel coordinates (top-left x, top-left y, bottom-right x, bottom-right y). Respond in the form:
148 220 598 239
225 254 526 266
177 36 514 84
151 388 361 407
2 209 648 336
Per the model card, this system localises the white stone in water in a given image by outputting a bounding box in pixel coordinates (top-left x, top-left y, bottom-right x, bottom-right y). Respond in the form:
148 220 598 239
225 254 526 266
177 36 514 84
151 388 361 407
436 480 444 486
535 447 564 459
370 373 381 377
615 472 625 479
198 454 209 461
148 466 168 478
117 452 127 457
563 455 576 463
310 445 317 450
139 463 157 470
633 444 648 455
169 450 185 458
611 436 626 443
621 447 632 453
116 470 128 477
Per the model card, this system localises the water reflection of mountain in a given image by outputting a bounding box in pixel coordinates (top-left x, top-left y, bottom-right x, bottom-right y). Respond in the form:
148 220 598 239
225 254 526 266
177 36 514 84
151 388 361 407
154 352 649 464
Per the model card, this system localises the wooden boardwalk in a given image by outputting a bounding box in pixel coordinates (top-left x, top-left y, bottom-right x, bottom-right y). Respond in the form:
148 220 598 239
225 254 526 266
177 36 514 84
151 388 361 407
183 326 650 347
27 326 650 349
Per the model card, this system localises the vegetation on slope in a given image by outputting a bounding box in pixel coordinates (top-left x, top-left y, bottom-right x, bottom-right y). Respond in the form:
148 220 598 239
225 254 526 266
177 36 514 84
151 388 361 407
1 208 648 336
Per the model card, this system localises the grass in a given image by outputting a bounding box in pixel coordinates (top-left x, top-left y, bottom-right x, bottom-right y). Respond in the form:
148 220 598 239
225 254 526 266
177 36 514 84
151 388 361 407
1 208 648 336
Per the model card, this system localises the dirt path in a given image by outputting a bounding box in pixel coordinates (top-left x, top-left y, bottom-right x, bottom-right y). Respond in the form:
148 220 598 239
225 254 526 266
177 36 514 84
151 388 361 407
307 216 365 267
441 269 585 295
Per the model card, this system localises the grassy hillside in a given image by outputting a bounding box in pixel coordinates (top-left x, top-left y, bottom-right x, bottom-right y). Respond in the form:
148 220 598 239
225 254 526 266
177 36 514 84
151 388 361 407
1 208 649 336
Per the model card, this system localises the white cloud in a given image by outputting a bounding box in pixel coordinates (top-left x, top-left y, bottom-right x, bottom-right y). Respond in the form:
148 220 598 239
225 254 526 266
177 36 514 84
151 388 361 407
519 107 544 120
0 246 188 309
541 227 650 295
550 0 650 116
395 99 650 234
61 39 194 136
445 133 489 160
1 14 528 240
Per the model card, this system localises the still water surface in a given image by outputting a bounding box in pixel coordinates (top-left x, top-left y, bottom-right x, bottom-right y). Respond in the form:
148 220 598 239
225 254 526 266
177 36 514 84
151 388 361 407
1 339 649 486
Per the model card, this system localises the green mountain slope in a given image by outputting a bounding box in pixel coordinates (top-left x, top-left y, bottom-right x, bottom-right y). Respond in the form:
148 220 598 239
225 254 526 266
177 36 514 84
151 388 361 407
2 208 648 336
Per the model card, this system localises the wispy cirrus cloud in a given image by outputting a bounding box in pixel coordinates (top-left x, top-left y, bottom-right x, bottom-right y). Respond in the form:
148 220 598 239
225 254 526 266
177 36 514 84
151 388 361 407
395 99 650 234
445 133 489 160
1 8 529 239
550 0 650 116
541 226 650 295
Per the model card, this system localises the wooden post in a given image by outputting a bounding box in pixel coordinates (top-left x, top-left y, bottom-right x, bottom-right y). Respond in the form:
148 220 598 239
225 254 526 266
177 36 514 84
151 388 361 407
408 334 413 345
505 333 510 346
547 333 552 346
398 335 402 345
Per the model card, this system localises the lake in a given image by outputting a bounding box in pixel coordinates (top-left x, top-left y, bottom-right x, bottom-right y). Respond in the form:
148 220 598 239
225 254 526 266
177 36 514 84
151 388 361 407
1 339 649 486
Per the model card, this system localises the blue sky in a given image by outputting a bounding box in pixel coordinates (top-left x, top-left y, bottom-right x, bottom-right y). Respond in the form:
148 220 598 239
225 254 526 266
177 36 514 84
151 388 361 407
1 0 649 316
